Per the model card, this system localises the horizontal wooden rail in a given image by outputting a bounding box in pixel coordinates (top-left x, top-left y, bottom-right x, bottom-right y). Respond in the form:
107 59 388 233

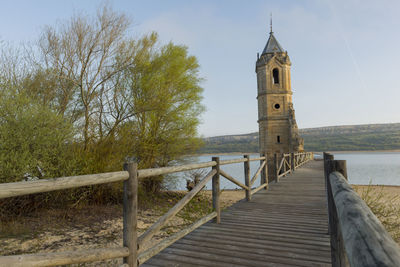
0 171 128 199
0 247 129 266
248 156 266 162
328 171 400 266
138 169 216 248
219 158 247 165
138 212 217 265
138 161 216 178
219 169 249 190
218 156 265 166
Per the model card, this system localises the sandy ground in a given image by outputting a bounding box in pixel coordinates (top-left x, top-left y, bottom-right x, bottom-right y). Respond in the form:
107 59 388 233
0 190 245 266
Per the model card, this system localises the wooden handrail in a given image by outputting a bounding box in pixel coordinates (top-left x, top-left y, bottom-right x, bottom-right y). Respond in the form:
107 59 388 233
0 247 130 266
276 152 312 180
0 171 129 199
328 170 400 266
138 161 216 178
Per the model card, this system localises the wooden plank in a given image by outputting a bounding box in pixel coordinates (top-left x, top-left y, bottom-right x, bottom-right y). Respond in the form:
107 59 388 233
138 169 216 247
145 252 243 267
178 235 331 260
160 247 294 267
220 217 328 232
224 211 328 222
0 247 129 266
198 225 330 244
167 243 329 267
222 211 328 223
0 171 128 199
144 256 205 267
187 229 331 253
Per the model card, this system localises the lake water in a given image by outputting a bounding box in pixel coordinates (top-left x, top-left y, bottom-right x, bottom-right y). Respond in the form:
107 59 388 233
164 152 400 190
329 152 400 186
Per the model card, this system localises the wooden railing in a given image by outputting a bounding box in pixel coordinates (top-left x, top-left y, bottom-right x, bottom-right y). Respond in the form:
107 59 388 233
0 152 312 266
323 152 400 267
275 152 313 181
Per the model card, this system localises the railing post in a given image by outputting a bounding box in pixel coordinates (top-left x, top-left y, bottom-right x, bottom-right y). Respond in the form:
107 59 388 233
290 152 295 172
274 153 279 182
212 157 221 223
123 162 138 267
244 154 251 201
261 153 268 190
334 160 347 180
326 158 349 267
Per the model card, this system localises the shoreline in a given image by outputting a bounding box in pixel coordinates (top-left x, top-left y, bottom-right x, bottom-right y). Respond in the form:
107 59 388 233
314 150 400 154
191 149 400 157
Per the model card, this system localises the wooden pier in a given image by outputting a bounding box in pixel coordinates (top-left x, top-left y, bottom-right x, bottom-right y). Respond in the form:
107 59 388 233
2 152 400 266
142 160 331 266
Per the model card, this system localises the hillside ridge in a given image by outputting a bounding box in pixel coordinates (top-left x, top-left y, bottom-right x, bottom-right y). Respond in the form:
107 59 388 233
200 122 400 153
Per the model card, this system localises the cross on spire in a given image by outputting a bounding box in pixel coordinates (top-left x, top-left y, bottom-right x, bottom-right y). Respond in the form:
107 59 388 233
270 13 273 33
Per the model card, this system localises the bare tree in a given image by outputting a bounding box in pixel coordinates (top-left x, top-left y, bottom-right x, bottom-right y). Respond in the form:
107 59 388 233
36 5 132 149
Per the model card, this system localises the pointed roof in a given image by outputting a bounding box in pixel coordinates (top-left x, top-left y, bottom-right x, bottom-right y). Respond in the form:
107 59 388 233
262 32 284 54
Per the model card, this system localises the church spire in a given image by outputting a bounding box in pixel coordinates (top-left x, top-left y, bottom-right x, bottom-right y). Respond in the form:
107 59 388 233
262 17 284 55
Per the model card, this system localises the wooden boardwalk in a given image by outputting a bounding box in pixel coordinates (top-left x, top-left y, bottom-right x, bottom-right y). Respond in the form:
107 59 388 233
142 160 331 266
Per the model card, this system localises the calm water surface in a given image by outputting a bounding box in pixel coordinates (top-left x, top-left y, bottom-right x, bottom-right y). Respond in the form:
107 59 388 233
165 152 400 190
331 152 400 186
165 154 260 190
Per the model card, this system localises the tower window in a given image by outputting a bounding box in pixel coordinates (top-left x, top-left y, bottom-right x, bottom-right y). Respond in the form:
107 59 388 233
274 103 280 109
277 136 281 143
273 68 279 84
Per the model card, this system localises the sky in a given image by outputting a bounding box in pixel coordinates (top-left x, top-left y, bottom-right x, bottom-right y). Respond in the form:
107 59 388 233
0 0 399 137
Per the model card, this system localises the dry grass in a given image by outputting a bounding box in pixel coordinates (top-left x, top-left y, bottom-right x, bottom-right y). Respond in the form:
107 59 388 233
353 185 400 244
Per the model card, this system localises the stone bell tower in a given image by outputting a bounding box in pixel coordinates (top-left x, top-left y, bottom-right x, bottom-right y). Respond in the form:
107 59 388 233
256 22 303 177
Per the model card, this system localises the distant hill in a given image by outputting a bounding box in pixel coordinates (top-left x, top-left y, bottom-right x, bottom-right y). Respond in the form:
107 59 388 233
198 123 400 153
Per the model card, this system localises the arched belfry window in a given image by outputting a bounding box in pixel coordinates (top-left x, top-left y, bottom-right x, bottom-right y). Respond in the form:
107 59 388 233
272 68 279 84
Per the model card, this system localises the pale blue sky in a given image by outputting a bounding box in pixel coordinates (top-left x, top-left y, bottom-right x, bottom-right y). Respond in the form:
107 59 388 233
1 0 399 137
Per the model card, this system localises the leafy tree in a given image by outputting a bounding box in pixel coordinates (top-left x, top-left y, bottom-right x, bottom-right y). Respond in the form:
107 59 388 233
0 5 205 195
110 39 204 192
0 90 74 183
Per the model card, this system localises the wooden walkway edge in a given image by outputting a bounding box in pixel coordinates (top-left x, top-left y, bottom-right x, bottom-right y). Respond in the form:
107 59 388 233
142 160 331 266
